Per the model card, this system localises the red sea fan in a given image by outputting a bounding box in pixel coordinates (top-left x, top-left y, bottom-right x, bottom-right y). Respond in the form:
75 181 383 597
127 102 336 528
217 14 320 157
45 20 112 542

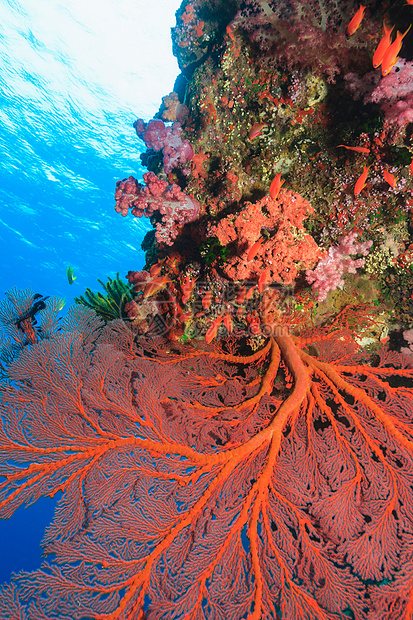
1 297 413 619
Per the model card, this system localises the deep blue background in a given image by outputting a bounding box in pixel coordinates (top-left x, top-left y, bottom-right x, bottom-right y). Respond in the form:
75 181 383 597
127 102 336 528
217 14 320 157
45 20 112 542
0 0 180 583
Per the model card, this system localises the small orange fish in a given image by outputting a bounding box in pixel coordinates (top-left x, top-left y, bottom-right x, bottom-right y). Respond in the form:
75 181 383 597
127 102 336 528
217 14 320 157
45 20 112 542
354 165 371 196
205 314 223 344
338 144 371 154
249 122 266 140
381 26 411 76
181 275 197 304
245 286 255 300
269 172 284 199
201 289 212 311
383 168 397 187
410 156 413 175
236 286 246 304
179 310 193 323
143 276 170 298
373 22 394 68
149 259 165 277
258 271 267 294
347 4 366 36
247 237 264 261
223 313 233 333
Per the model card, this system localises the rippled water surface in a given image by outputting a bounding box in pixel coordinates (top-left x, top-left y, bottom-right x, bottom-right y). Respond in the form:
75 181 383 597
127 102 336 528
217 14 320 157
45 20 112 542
0 0 179 305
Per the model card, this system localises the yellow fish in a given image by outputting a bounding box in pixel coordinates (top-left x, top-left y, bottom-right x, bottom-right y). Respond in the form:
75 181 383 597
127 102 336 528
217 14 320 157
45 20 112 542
67 265 77 285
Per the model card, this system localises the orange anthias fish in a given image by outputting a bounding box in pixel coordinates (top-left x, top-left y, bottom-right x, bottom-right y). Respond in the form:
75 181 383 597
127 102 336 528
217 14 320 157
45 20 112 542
381 26 411 76
258 271 268 294
247 237 264 261
383 168 397 187
354 165 371 196
223 313 233 333
373 22 394 68
143 275 170 298
181 275 197 304
201 289 213 310
205 314 224 344
269 172 284 199
347 4 366 36
249 122 266 140
338 144 371 154
149 258 165 278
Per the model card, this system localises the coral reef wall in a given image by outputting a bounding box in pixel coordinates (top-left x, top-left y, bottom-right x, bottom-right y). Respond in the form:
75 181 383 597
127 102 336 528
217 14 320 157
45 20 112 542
116 0 413 342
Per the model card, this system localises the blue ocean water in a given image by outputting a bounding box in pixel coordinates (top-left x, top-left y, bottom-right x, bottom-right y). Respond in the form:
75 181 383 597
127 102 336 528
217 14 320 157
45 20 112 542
0 0 180 584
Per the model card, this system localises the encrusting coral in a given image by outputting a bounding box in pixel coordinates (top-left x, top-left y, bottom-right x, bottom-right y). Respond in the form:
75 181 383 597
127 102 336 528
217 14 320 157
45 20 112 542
210 189 322 285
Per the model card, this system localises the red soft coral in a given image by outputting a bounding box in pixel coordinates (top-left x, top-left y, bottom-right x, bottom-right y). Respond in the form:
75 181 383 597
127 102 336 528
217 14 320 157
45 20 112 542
115 172 201 246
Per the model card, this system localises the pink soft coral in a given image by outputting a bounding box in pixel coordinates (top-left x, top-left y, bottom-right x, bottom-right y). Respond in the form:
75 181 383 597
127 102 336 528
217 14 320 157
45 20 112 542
134 118 194 174
114 172 200 246
366 59 413 129
232 0 374 82
306 232 372 301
